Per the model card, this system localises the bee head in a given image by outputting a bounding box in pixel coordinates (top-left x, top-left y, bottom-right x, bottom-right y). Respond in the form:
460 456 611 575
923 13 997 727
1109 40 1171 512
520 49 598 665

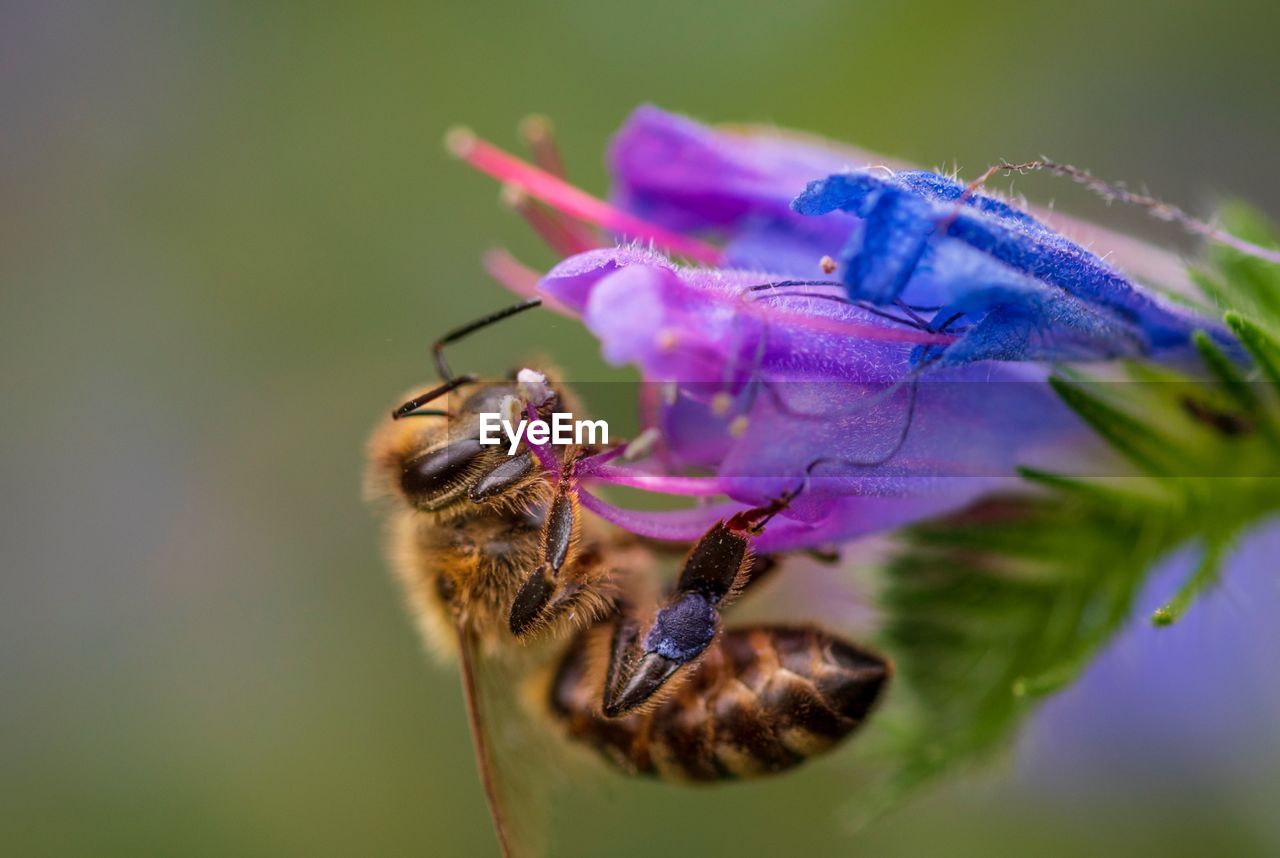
367 377 558 516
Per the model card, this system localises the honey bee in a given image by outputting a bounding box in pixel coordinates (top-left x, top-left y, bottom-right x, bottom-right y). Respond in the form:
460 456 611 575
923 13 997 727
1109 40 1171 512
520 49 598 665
366 301 891 856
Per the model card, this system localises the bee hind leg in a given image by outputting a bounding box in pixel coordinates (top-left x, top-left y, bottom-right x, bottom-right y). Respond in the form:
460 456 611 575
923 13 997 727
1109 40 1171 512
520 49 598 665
598 499 793 717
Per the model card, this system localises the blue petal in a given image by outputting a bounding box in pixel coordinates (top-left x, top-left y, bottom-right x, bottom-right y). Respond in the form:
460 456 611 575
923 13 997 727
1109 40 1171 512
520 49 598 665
794 169 1233 363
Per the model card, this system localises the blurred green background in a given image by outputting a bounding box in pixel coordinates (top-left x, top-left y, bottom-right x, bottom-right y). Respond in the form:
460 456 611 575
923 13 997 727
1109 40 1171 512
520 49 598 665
4 2 1279 855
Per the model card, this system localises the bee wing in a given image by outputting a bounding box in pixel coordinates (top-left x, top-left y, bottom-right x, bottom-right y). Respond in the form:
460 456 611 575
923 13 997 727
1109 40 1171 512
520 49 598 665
456 623 556 858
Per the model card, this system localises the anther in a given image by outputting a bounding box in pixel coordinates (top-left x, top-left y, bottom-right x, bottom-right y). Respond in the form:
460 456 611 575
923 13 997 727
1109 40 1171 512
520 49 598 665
621 428 661 461
516 368 555 407
499 394 522 428
500 183 596 256
517 114 565 178
444 125 477 159
481 248 542 301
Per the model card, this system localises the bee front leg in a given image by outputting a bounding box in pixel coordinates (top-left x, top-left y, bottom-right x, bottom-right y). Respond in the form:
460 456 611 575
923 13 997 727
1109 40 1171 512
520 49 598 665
508 479 579 637
507 456 615 640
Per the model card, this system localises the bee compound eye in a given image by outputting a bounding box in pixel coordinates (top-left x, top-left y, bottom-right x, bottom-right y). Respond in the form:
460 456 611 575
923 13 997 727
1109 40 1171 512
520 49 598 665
400 438 485 507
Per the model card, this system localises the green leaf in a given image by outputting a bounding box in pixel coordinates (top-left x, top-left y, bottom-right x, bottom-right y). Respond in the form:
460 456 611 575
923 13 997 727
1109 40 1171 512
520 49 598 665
872 495 1159 800
1225 311 1280 391
1151 537 1232 626
1047 375 1189 475
860 204 1280 822
1204 203 1280 327
1194 330 1258 412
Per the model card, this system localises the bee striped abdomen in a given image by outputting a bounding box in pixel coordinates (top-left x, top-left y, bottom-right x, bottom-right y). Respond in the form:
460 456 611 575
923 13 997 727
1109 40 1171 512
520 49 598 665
550 626 890 781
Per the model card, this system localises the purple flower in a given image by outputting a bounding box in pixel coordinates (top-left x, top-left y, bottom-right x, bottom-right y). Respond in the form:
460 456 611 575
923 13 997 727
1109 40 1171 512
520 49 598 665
540 245 1098 551
613 106 1230 364
608 105 863 277
452 107 1225 551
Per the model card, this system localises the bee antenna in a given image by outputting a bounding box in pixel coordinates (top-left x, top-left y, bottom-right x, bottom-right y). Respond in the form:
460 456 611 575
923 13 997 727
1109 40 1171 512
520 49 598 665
392 374 476 420
432 297 543 381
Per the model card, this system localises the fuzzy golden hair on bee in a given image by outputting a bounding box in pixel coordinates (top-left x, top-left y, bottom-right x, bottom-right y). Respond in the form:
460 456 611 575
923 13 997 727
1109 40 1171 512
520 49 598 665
384 509 460 661
364 389 466 513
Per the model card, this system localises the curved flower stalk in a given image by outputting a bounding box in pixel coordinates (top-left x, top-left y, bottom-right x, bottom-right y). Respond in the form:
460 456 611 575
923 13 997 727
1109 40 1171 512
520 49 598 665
450 107 1237 550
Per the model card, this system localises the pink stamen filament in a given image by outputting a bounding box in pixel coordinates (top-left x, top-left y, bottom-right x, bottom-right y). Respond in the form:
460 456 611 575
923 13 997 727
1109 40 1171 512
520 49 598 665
572 445 627 476
517 114 567 179
515 116 603 252
523 400 560 474
481 248 573 317
577 488 739 541
481 247 540 298
574 446 724 496
500 184 599 257
586 466 726 496
447 127 722 264
576 487 825 551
